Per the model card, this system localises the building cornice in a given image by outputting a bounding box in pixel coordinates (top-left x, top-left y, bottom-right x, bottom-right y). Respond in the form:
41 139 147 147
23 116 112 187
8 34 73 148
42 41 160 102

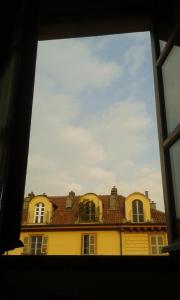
21 223 167 232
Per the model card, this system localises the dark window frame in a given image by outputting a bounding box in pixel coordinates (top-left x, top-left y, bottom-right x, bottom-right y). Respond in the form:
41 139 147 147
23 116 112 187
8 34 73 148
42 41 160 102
151 21 180 252
0 2 179 258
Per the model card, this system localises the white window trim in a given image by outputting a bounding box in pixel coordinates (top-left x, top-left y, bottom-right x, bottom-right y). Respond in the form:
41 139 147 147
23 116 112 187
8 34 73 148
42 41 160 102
82 233 96 255
34 203 45 224
150 235 164 255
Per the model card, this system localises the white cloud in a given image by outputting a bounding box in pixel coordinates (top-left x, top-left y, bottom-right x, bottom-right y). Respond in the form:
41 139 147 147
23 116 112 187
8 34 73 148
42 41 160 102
25 34 164 211
88 167 115 182
59 126 91 145
27 155 55 170
124 44 147 76
89 99 152 158
36 39 122 94
59 125 107 163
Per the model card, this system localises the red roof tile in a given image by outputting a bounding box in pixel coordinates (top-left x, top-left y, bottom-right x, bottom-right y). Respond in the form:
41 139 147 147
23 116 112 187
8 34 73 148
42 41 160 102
151 208 166 223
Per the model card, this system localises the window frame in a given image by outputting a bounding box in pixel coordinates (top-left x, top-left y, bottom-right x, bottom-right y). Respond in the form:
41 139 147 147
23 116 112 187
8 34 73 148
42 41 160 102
22 235 48 255
80 201 96 222
151 21 180 251
81 233 96 255
150 235 164 255
132 200 144 223
34 203 45 224
0 2 179 258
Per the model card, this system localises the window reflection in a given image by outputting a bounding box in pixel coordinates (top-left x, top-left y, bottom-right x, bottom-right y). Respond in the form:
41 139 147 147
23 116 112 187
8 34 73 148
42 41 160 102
162 42 180 134
170 140 180 235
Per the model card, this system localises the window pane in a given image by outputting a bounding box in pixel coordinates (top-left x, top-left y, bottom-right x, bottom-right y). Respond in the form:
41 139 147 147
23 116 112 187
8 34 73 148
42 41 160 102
151 246 157 254
162 43 180 133
133 215 137 222
159 246 163 253
139 215 144 222
170 140 180 235
151 237 156 245
158 236 163 244
90 235 95 244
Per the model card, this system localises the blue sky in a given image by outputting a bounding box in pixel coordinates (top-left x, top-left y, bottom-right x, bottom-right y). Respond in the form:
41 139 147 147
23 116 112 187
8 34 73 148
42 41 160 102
25 31 164 210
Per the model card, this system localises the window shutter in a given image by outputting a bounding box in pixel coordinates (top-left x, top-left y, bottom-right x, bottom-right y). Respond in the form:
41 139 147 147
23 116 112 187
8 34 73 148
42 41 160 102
158 236 163 245
41 236 48 255
22 237 30 255
89 234 96 255
151 246 157 255
81 234 84 255
151 236 156 245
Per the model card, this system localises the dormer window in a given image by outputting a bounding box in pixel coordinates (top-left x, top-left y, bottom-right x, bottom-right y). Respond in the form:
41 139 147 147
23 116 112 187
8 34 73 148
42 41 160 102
34 203 45 223
80 200 96 222
132 200 144 223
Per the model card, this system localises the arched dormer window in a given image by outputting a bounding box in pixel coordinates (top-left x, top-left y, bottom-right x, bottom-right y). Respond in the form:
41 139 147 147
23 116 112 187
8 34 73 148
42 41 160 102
132 200 144 222
34 203 45 223
80 200 96 221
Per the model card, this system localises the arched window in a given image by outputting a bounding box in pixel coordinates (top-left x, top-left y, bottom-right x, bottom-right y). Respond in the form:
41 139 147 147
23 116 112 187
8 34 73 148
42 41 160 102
80 201 96 221
34 203 45 223
132 200 144 222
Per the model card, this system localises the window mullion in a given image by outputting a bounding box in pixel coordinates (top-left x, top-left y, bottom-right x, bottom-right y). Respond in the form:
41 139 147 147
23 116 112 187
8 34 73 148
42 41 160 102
163 124 180 149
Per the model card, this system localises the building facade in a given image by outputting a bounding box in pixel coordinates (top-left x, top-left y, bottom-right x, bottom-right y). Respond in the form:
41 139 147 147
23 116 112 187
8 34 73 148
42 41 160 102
9 187 167 255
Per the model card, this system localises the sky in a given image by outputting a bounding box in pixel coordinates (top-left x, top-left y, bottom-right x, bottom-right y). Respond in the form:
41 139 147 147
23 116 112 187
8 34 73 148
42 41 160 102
25 31 165 211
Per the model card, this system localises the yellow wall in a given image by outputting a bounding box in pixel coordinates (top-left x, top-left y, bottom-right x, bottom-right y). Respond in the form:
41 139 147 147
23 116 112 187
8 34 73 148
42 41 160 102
28 195 53 224
8 230 167 256
8 230 120 255
95 231 120 255
122 232 150 255
125 192 151 222
122 232 167 255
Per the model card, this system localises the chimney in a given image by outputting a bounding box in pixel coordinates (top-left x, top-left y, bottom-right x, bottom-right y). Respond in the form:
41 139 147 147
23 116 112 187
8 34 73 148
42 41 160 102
110 186 118 209
145 191 149 198
66 190 75 208
150 201 156 210
28 192 35 199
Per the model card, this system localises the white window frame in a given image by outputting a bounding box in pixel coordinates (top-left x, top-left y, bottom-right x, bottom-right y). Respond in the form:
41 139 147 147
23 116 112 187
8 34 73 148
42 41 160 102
34 203 45 223
82 233 96 255
150 235 164 255
132 200 144 223
22 235 48 255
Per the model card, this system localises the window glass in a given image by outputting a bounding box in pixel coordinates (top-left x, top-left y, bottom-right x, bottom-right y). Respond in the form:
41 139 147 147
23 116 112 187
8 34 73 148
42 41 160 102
162 41 180 134
170 140 180 235
132 200 144 223
34 203 45 223
150 235 164 255
30 236 43 255
82 234 96 255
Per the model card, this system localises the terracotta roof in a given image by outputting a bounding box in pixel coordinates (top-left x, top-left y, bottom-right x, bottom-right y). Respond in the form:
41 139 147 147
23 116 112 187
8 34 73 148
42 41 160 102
22 194 166 226
151 208 166 223
43 195 125 225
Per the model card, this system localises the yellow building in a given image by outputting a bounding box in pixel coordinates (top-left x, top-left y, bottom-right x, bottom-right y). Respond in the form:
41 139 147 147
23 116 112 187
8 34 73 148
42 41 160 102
9 187 167 256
